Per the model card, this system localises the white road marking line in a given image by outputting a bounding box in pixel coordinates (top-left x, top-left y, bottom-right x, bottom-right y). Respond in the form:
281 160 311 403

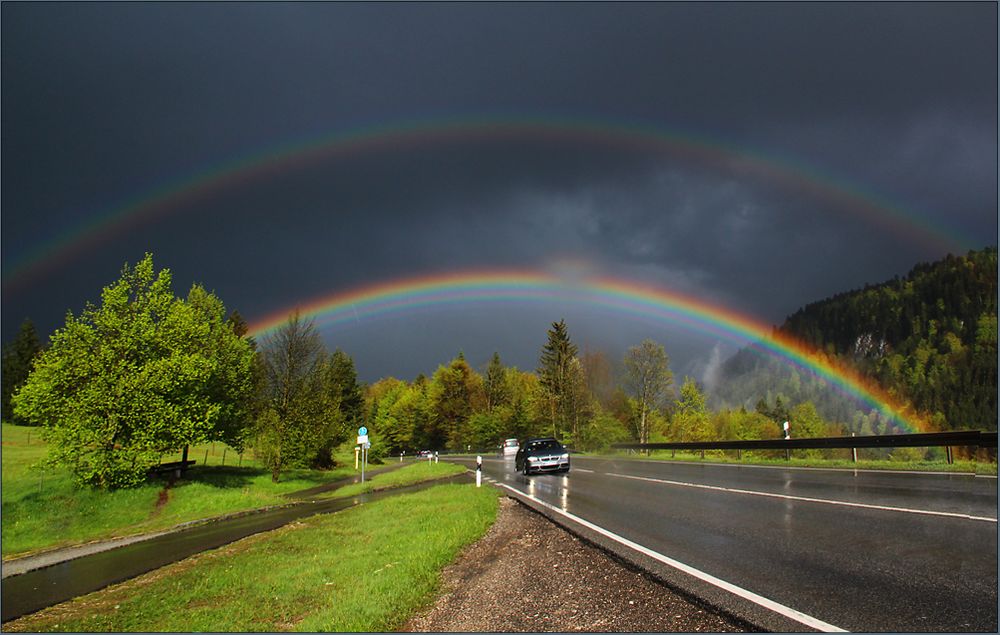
606 472 998 523
497 483 847 632
572 468 594 473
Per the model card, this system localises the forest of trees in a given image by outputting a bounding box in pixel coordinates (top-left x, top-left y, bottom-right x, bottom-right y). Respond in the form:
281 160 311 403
4 248 996 487
715 247 997 434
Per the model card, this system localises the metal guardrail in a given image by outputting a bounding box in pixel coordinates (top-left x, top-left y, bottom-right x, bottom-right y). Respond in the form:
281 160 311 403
611 430 997 452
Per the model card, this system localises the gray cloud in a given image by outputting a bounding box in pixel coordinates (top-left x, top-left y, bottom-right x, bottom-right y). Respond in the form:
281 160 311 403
2 2 995 381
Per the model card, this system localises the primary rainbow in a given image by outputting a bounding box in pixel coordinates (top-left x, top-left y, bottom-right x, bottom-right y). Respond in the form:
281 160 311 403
3 114 972 292
246 268 929 433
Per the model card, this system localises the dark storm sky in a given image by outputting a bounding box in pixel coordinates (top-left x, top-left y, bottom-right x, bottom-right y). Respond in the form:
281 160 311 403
2 2 997 383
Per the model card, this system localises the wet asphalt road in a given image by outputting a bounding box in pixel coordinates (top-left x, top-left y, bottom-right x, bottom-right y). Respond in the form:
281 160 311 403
457 455 997 632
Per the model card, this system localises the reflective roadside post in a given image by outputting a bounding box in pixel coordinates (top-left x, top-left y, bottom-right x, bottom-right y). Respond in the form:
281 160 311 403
476 455 482 487
783 421 791 461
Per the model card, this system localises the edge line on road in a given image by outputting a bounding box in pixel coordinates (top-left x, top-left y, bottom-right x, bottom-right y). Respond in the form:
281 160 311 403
606 472 998 523
497 482 847 633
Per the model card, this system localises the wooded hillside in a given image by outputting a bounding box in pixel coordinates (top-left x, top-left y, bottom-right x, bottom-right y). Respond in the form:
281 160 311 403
716 247 997 432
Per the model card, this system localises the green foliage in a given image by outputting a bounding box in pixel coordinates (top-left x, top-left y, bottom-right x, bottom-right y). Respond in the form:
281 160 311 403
537 319 580 439
622 338 673 444
6 484 500 633
466 411 503 451
671 377 713 441
427 354 482 451
575 408 632 451
1 318 42 424
483 351 510 412
716 247 997 433
253 312 344 481
12 255 257 489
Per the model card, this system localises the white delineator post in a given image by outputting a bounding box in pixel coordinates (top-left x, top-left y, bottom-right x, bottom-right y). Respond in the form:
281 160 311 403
476 455 482 487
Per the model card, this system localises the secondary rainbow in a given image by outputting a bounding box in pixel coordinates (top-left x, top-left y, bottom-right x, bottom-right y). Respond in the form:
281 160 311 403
246 269 929 434
3 115 971 292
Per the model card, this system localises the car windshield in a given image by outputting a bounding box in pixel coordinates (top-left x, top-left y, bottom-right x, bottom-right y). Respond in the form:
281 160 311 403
528 440 563 452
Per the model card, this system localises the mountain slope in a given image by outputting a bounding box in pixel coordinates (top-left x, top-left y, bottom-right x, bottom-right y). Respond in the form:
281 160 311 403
714 247 997 432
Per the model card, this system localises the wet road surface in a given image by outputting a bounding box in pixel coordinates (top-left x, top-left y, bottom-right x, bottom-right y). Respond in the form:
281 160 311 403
455 455 997 632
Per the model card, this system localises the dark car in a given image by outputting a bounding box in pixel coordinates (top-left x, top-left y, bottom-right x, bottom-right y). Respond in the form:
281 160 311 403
515 437 570 475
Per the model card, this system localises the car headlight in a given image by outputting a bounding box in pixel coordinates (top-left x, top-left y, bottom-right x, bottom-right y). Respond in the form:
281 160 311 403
527 456 538 462
560 453 569 460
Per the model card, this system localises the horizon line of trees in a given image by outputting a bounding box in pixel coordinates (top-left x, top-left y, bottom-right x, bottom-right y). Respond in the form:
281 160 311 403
6 249 995 488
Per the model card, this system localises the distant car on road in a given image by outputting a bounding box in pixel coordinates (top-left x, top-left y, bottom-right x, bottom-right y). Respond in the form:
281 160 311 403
417 450 432 458
499 438 519 457
515 437 570 475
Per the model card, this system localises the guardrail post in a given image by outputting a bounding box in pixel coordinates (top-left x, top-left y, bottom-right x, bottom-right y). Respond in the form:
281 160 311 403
785 448 790 461
946 446 953 464
737 448 741 461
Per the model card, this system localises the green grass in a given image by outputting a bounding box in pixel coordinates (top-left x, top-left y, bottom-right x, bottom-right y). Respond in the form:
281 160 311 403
4 483 501 633
599 448 998 475
323 460 467 499
1 424 397 558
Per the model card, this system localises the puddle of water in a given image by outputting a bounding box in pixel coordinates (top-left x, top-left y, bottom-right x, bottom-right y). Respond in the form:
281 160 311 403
1 472 470 622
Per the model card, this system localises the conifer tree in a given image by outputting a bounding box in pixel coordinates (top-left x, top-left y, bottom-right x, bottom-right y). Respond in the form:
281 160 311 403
2 318 42 424
537 319 578 439
484 351 509 412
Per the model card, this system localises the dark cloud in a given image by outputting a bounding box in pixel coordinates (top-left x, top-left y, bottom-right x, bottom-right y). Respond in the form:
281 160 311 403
2 2 996 382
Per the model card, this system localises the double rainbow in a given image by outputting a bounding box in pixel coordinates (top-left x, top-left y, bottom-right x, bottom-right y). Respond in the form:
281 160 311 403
3 115 971 292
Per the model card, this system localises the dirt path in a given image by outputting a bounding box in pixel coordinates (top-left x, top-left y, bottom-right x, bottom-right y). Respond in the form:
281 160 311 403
403 497 747 632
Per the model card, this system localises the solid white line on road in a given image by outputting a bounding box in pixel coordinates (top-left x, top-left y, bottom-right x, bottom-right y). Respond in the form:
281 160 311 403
606 472 998 523
572 468 594 473
497 483 847 632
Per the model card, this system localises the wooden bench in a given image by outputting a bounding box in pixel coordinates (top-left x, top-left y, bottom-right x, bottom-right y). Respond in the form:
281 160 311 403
149 459 197 477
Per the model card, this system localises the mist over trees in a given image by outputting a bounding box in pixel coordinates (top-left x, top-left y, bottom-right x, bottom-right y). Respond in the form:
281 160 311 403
715 247 998 435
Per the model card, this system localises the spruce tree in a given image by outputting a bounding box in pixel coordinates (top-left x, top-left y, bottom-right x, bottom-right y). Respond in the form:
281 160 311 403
2 318 42 424
484 351 509 412
537 319 578 439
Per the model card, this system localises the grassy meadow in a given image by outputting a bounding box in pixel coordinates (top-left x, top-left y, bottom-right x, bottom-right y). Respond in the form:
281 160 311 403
0 424 440 558
3 482 500 632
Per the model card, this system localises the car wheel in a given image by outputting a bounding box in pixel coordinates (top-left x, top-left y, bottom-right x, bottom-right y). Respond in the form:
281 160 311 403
522 463 530 476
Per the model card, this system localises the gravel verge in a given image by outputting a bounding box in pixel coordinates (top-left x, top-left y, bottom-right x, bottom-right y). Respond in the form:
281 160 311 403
403 496 748 632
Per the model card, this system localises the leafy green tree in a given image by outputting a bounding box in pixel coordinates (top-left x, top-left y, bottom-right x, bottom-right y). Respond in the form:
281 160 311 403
671 377 713 442
788 401 827 439
537 319 578 439
467 411 503 452
2 318 42 424
13 255 256 488
253 312 341 481
427 355 479 451
576 408 631 452
622 339 673 445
